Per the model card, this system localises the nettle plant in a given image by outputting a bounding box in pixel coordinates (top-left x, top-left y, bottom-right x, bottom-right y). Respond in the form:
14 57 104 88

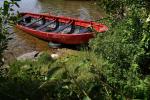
0 0 19 66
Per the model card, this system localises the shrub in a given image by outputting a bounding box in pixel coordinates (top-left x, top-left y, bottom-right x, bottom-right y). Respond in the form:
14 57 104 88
0 0 19 66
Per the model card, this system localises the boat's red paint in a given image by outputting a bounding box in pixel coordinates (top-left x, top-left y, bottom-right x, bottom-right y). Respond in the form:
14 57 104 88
16 12 108 44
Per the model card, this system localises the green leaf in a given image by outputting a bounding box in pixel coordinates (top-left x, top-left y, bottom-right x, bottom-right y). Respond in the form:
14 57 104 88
9 8 14 11
83 96 91 100
3 1 10 15
14 2 20 8
47 66 63 78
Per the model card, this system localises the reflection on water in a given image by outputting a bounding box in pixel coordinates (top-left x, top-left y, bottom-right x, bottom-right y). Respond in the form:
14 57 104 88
38 0 105 20
16 0 42 13
3 0 105 63
14 0 105 20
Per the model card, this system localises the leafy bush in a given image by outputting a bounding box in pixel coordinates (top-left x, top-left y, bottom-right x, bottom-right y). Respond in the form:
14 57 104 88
93 0 150 74
0 0 19 66
0 52 54 100
89 0 150 99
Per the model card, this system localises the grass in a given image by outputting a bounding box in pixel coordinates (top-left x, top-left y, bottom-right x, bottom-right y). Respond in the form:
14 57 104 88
0 50 107 100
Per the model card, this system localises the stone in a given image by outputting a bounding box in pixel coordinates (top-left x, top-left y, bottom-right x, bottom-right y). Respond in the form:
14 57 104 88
51 53 59 59
17 51 39 61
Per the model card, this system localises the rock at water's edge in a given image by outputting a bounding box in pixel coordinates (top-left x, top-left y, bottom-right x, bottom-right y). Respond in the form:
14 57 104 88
17 51 39 61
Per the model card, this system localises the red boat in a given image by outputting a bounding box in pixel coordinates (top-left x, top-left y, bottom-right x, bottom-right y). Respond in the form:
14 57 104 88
16 12 108 44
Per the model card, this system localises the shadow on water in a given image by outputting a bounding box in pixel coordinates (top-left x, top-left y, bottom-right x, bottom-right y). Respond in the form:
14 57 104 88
48 42 89 51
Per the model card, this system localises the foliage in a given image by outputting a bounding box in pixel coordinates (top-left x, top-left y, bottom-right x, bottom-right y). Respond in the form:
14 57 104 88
0 52 98 100
97 0 150 19
0 0 19 66
0 52 54 100
94 0 150 74
1 51 150 100
89 0 150 99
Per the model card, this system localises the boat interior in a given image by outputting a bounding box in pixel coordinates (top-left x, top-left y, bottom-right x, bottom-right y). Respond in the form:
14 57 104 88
18 15 93 34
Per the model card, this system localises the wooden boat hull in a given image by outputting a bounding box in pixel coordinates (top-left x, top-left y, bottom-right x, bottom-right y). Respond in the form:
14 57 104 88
16 12 108 44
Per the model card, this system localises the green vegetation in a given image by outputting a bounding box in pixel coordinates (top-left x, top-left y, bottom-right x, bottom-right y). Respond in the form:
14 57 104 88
0 53 54 100
0 0 150 100
94 0 150 75
0 52 99 100
0 0 19 66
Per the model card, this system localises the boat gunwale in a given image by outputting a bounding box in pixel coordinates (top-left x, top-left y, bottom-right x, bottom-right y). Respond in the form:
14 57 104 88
19 12 108 33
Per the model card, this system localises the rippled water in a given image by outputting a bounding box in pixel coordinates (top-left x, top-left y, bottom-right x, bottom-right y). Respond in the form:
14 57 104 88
2 0 105 63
